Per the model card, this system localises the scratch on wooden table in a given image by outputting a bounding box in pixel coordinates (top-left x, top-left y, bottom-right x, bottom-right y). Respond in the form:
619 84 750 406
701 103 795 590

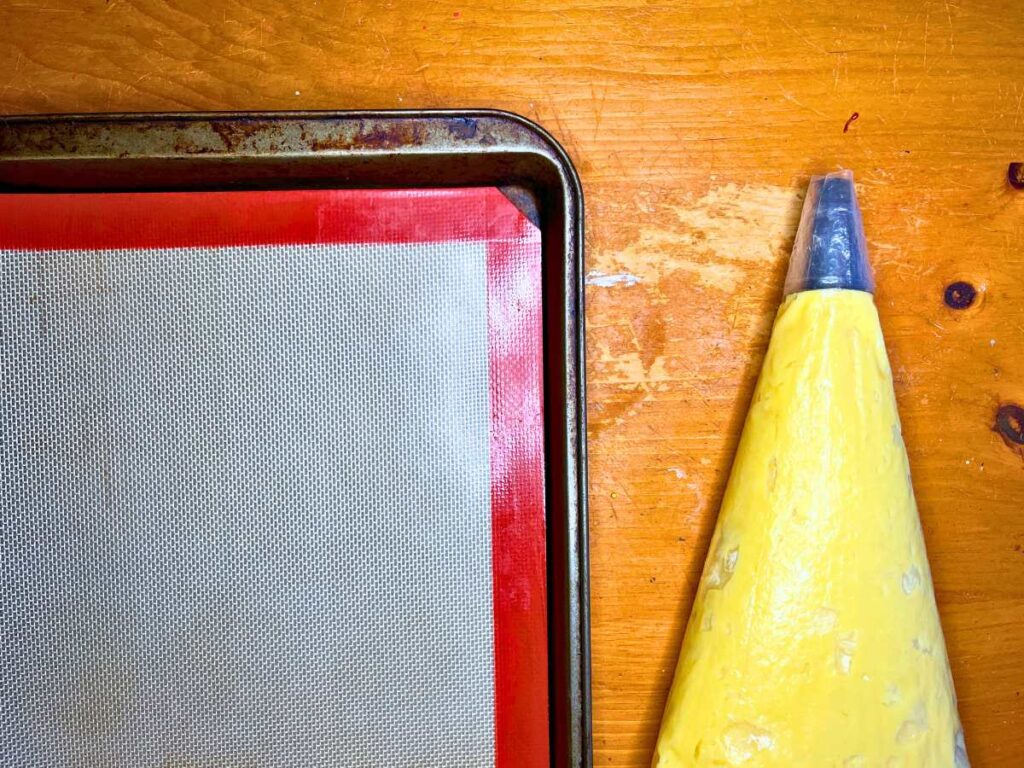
943 0 956 52
591 82 609 140
591 183 799 293
923 4 930 67
892 27 903 94
777 16 826 55
6 4 79 11
778 86 826 118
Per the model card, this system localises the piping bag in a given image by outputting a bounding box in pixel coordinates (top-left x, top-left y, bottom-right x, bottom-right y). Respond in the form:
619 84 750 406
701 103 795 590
653 171 969 767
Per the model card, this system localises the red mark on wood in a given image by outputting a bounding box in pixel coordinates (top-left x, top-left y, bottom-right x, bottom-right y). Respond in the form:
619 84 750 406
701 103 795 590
843 112 860 133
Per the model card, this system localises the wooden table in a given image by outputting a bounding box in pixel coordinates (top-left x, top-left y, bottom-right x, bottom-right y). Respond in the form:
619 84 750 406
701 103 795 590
3 2 1022 765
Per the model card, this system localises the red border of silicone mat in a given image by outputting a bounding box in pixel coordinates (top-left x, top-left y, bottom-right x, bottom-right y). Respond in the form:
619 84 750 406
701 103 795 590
0 187 550 768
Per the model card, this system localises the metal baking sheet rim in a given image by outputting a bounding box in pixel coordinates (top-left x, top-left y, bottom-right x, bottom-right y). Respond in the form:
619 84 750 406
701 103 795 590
0 109 592 768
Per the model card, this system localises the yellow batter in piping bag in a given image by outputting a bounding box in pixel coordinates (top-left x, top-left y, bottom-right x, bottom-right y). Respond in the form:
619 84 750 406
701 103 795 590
652 171 969 767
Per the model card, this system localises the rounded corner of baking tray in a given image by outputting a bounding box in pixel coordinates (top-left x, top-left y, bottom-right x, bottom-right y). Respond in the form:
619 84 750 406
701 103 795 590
470 110 581 179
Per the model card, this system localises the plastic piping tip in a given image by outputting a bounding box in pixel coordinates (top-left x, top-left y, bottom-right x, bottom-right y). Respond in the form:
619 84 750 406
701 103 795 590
784 169 874 296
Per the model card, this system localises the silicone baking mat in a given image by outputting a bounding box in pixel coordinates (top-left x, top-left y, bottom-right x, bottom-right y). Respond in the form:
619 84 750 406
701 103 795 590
0 187 547 768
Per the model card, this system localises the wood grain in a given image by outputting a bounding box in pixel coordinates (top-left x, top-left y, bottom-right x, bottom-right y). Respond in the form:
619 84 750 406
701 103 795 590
2 1 1022 764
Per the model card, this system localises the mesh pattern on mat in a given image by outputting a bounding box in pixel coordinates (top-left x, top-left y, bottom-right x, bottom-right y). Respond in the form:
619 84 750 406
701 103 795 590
1 241 496 767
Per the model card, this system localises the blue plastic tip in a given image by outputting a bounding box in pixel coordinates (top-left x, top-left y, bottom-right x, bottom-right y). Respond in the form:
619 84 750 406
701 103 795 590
784 170 874 295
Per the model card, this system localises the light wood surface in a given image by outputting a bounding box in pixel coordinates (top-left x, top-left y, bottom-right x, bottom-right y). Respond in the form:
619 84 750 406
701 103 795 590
3 2 1022 765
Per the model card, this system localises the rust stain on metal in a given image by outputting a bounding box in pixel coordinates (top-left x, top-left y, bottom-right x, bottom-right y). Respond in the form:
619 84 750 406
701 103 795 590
171 135 206 155
994 403 1024 449
447 117 478 139
309 121 428 151
0 127 71 154
209 119 272 152
0 114 550 167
